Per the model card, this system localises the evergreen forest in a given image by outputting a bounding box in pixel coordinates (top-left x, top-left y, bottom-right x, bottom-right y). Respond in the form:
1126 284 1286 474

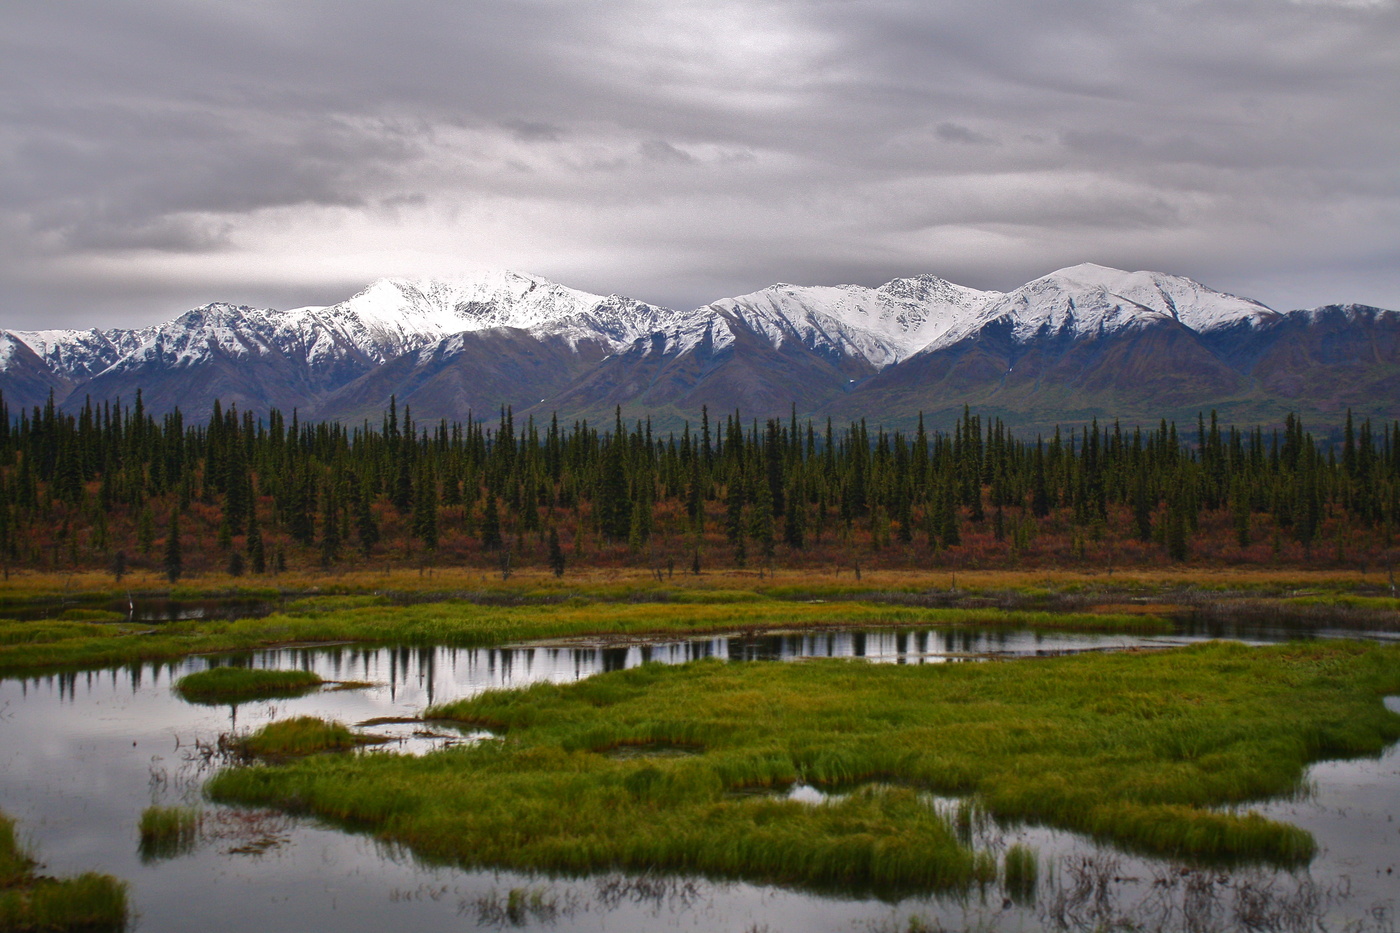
2 390 1399 580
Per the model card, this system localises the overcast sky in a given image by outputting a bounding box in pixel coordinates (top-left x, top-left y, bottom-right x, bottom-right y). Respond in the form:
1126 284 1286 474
1 0 1397 329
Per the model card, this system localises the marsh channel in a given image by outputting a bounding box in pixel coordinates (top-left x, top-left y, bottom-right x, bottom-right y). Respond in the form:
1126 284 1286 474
3 615 1399 932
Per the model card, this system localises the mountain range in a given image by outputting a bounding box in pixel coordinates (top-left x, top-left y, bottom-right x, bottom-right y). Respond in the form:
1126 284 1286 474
2 263 1396 432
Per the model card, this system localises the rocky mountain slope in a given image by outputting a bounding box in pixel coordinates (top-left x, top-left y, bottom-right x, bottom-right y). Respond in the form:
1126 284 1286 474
2 265 1394 431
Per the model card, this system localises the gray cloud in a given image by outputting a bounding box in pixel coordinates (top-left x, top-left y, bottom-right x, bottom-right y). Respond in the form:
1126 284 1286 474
638 140 697 164
0 0 1397 328
935 123 997 146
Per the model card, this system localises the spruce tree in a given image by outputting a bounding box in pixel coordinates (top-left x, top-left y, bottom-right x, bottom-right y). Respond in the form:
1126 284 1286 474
783 477 805 550
481 495 503 550
1231 480 1252 548
597 437 631 541
247 521 266 574
548 527 566 578
724 480 745 545
628 481 652 551
355 482 380 557
137 506 156 555
320 483 342 565
749 475 775 560
163 509 182 582
411 464 438 551
940 482 960 547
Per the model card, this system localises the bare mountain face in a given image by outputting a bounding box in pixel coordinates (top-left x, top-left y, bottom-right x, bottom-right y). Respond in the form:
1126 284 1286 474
2 265 1394 430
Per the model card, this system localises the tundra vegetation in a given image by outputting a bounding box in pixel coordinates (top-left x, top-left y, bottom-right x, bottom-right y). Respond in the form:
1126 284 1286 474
0 810 127 930
207 640 1400 893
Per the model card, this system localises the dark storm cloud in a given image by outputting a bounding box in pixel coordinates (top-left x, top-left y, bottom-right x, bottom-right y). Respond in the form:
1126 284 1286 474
0 0 1397 328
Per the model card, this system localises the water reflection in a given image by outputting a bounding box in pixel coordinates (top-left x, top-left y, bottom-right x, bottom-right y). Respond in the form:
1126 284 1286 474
2 628 1398 933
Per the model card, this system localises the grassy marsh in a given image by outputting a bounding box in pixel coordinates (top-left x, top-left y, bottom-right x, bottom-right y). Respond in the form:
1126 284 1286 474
0 810 128 931
0 589 1171 677
207 640 1400 893
173 667 325 704
5 563 1400 678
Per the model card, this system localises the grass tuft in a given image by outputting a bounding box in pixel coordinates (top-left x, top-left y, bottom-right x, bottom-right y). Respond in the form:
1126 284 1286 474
236 716 386 759
137 806 201 862
173 667 324 704
0 810 128 931
1002 843 1038 904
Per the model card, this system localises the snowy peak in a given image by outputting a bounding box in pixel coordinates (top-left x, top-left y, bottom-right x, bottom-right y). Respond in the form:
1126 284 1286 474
3 263 1387 426
1021 263 1278 335
0 264 1293 387
691 274 998 367
896 262 1283 355
1292 303 1398 325
7 328 127 379
0 332 24 371
324 272 674 361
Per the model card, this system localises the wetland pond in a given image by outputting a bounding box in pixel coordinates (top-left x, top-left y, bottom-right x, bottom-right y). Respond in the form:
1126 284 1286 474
3 622 1399 932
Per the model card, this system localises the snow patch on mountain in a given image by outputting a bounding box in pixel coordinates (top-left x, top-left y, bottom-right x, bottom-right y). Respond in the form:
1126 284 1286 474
324 272 675 361
0 333 19 370
1007 263 1274 340
103 304 284 372
1291 303 1398 324
7 328 127 379
910 263 1283 354
659 274 999 367
3 271 686 383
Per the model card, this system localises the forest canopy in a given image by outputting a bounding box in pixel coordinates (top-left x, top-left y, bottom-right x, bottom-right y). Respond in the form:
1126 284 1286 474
0 391 1395 578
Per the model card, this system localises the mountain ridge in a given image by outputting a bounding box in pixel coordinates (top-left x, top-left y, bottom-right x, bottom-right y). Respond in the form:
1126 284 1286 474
2 265 1394 431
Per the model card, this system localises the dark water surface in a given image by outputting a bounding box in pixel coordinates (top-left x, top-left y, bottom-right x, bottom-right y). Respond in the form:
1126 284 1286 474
2 625 1398 932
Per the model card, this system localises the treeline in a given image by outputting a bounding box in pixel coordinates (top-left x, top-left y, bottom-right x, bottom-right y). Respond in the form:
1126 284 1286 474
1 390 1399 578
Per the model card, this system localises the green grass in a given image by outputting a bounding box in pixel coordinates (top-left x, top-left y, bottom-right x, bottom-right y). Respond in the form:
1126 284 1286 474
137 806 201 861
57 608 127 623
0 810 128 931
1002 843 1038 905
236 716 385 758
0 619 140 648
207 641 1400 894
173 667 324 704
1286 594 1400 611
0 591 1170 677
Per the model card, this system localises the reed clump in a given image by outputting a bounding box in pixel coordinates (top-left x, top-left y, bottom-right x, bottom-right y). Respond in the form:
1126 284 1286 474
137 806 202 861
173 667 324 704
207 641 1400 894
1002 843 1038 904
236 716 385 759
0 810 128 931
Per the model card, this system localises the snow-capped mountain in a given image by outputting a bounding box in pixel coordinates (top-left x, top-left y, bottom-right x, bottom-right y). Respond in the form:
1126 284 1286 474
314 272 678 362
949 263 1281 347
7 327 140 379
682 274 998 367
1 264 1395 430
625 263 1280 373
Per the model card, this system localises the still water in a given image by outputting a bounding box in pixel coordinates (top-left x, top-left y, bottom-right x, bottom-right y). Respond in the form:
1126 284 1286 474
2 625 1397 932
